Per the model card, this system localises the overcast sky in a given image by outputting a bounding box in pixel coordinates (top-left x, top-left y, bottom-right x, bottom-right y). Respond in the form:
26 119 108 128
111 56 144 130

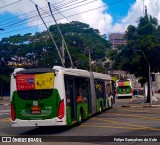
0 0 160 39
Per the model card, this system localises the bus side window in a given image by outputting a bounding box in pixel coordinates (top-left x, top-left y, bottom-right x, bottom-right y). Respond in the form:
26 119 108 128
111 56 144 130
77 84 83 103
76 79 89 103
95 80 104 99
82 82 89 103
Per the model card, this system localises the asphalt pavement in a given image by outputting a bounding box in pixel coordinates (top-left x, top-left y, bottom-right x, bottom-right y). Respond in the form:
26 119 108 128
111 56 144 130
0 96 10 106
1 94 160 145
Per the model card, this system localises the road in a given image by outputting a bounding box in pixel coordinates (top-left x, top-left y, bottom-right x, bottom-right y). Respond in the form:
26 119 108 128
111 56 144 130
0 97 160 145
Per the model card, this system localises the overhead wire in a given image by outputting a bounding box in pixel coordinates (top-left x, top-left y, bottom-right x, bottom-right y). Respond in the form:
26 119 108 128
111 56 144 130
0 0 23 9
0 0 125 35
0 0 98 29
0 0 76 23
0 0 96 29
0 0 76 26
45 0 71 23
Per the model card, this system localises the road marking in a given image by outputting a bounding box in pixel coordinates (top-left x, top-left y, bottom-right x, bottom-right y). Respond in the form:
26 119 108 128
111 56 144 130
80 124 160 130
113 108 160 114
1 118 11 122
124 121 160 124
130 97 137 102
84 121 160 124
106 112 160 121
92 118 156 130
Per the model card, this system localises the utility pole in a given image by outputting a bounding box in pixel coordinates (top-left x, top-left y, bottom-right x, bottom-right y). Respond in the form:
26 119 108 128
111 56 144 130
143 0 144 15
89 49 91 71
145 5 148 16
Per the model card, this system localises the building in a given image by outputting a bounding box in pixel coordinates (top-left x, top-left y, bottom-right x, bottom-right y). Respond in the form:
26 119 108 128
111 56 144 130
109 33 126 49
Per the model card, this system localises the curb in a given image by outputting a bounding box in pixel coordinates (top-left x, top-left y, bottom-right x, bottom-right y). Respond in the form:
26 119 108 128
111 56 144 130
122 104 160 108
143 105 160 108
122 105 143 108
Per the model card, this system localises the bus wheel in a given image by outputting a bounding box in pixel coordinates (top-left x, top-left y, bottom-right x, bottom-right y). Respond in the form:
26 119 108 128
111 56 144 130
110 99 113 108
78 111 83 125
99 104 102 113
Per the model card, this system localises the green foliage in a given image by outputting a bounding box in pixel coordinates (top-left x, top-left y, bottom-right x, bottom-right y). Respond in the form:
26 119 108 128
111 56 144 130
0 75 10 83
138 77 147 86
0 21 110 75
107 14 160 79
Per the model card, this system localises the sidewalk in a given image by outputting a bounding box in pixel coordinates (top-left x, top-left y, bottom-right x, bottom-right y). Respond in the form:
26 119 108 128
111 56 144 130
0 96 10 106
122 93 160 108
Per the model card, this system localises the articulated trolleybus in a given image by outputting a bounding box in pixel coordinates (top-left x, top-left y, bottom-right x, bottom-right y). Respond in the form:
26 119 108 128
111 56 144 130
10 66 115 127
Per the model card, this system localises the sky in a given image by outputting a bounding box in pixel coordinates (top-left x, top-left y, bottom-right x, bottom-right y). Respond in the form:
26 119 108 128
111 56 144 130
0 0 160 39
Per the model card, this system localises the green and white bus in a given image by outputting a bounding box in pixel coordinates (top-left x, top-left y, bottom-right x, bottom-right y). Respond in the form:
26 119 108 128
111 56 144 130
10 66 115 127
115 79 133 98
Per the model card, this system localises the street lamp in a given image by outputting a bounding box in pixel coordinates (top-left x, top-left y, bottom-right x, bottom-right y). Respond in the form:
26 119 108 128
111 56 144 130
135 49 152 105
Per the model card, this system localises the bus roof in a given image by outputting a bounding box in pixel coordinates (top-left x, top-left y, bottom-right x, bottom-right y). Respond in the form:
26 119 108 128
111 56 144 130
116 79 131 82
13 66 112 81
15 68 54 74
53 66 112 80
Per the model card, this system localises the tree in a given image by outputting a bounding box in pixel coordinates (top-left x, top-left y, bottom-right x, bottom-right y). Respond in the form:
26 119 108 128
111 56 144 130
108 14 160 77
107 14 160 102
0 21 110 71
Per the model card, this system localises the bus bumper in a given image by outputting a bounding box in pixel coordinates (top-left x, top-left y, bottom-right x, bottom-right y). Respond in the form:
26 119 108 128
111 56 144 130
116 93 133 97
11 118 65 127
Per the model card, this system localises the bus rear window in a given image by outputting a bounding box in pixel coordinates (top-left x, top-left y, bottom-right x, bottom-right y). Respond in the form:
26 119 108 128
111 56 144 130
118 86 130 89
17 89 53 100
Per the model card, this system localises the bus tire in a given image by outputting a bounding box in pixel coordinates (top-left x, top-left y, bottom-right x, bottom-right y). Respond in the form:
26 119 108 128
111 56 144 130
108 97 113 108
110 98 113 108
99 103 102 113
78 110 83 125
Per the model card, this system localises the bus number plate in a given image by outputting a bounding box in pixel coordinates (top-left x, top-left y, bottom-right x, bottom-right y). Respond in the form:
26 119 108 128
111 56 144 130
32 110 41 114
